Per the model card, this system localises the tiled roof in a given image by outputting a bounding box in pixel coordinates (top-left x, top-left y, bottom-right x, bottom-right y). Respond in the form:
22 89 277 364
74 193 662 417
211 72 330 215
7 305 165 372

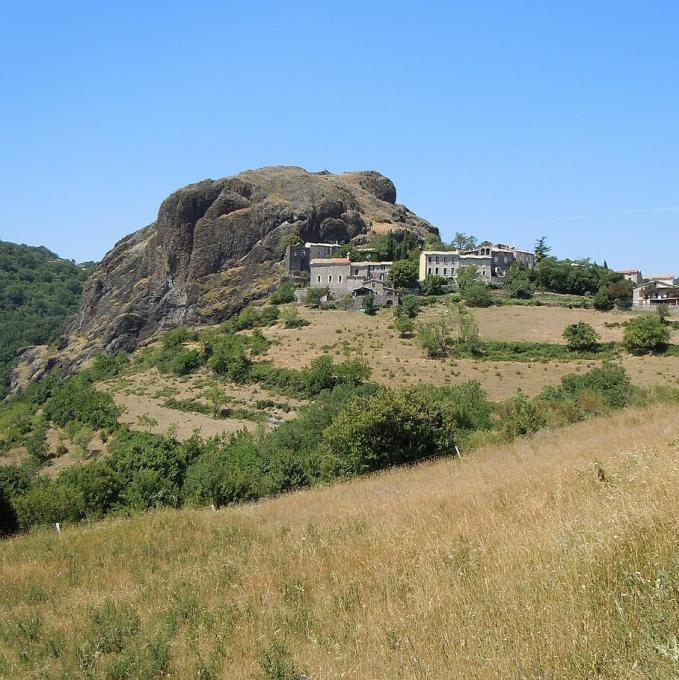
310 258 351 264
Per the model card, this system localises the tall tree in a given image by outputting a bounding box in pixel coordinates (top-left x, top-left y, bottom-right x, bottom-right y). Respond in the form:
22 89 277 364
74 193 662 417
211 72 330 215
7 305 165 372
534 236 551 262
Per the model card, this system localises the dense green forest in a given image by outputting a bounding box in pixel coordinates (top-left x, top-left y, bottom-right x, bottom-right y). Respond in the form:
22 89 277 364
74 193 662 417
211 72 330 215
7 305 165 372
0 241 92 399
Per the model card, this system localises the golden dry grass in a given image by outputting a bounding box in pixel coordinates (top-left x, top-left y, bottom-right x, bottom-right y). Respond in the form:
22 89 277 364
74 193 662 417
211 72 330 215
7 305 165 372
2 405 679 678
262 306 679 399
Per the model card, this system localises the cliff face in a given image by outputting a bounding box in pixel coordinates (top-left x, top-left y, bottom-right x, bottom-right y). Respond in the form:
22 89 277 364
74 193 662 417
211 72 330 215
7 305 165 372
67 166 437 356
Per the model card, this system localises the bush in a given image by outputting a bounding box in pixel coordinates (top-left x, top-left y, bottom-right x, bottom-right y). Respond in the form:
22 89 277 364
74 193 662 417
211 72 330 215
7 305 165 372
271 282 296 305
497 393 547 440
321 387 459 477
623 315 670 354
59 463 122 518
463 282 493 307
399 294 420 318
207 336 252 382
42 376 121 430
418 316 454 357
563 322 600 352
304 287 328 308
393 314 414 337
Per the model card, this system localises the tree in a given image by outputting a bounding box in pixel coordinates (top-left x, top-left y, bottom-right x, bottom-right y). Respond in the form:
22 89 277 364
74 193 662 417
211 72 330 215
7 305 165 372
623 315 670 354
451 232 478 251
563 322 600 352
399 295 420 318
534 236 551 262
463 282 493 308
456 306 481 354
0 486 19 536
363 294 377 316
456 265 479 293
505 262 535 299
421 275 446 296
321 387 459 477
388 260 419 289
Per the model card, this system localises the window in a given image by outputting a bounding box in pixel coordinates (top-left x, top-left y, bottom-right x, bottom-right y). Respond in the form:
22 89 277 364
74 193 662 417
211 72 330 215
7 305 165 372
338 275 342 282
428 267 432 275
328 275 333 282
435 267 439 275
379 273 384 280
443 268 447 275
317 276 321 283
428 256 432 263
435 256 440 263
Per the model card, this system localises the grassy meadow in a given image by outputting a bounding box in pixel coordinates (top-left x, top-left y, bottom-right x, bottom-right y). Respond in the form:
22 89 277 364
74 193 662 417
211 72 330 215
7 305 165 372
2 403 679 679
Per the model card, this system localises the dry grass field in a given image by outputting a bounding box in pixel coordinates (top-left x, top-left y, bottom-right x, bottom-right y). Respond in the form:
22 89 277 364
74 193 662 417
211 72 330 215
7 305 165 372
263 305 679 399
2 404 679 678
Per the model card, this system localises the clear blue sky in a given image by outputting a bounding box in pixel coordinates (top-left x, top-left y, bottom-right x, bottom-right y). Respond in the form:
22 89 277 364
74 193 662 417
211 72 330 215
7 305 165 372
1 1 678 274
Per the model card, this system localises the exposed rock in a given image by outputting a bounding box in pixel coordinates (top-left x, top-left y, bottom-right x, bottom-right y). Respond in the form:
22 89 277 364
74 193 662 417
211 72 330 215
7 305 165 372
42 166 439 371
10 346 57 394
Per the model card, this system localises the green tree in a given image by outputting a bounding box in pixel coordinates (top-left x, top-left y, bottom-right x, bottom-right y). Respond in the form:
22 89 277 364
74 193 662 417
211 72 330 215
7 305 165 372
388 260 419 289
421 275 446 296
451 232 478 251
281 233 304 249
623 315 670 354
456 265 479 292
505 262 534 299
534 236 551 262
270 281 296 305
418 315 454 357
463 282 493 308
563 322 600 352
0 486 19 536
363 294 377 316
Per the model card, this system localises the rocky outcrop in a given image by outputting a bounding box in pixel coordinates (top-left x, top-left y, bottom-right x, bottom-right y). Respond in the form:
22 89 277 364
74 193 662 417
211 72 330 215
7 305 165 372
19 167 438 376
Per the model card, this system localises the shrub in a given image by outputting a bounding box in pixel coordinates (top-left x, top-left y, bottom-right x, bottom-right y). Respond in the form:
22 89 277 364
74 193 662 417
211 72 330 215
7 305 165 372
13 481 85 529
497 393 547 440
321 387 459 477
399 294 420 318
271 282 296 305
59 463 122 518
208 336 252 382
463 282 493 307
167 348 204 376
563 322 600 352
281 306 309 329
623 315 670 354
42 376 121 430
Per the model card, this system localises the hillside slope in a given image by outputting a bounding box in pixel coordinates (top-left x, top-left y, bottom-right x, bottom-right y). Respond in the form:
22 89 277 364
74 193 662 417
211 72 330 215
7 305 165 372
2 405 678 679
0 241 91 398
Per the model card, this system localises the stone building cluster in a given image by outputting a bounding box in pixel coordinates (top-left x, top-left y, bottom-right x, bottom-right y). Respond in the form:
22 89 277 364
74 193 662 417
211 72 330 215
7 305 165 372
418 243 536 285
284 241 537 308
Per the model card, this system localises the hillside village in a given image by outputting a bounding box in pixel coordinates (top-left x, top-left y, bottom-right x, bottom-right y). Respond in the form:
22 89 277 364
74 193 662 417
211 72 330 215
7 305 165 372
285 238 678 310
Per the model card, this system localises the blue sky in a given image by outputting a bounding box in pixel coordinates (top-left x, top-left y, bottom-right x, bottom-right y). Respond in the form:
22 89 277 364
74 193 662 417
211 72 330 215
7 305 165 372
1 1 678 274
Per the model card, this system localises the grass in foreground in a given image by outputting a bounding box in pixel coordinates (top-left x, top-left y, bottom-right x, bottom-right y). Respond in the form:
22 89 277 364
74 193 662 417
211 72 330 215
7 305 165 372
1 404 679 678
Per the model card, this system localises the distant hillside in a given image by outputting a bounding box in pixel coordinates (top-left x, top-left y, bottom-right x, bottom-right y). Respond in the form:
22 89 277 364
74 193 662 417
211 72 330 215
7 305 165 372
0 241 92 398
